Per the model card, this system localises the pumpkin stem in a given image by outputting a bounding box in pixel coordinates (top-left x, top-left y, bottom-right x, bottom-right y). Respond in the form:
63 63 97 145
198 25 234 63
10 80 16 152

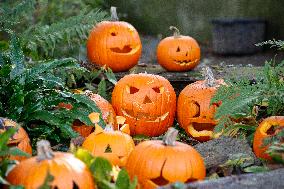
36 140 54 161
163 127 178 146
110 6 119 21
169 26 181 38
203 66 216 87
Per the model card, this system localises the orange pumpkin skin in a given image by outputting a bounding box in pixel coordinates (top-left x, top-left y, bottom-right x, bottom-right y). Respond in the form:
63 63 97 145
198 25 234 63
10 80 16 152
177 79 225 142
87 21 142 72
157 28 200 72
253 116 284 160
0 118 32 161
125 129 205 189
6 141 95 189
112 73 176 136
72 93 117 137
82 125 135 167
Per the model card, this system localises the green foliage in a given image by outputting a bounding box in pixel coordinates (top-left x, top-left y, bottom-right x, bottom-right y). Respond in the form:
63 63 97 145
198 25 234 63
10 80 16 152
264 129 284 164
75 148 137 189
256 39 284 50
0 35 105 145
37 171 54 189
0 0 109 59
212 60 284 138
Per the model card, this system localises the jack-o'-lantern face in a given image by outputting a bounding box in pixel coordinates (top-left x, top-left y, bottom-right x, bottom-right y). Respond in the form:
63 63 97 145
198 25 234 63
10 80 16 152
177 80 225 141
112 73 176 136
0 118 32 161
87 21 142 72
157 26 200 72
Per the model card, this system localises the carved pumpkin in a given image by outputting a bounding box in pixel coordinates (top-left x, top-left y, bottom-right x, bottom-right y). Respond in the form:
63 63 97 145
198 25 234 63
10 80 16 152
87 7 142 72
112 73 176 136
125 128 206 189
7 140 95 189
82 118 135 167
177 67 225 141
157 26 200 72
253 116 284 160
0 118 32 161
72 92 117 137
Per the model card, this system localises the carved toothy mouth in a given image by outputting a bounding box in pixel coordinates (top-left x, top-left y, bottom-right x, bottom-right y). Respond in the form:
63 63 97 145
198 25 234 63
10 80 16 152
110 45 133 53
173 59 198 66
122 109 169 122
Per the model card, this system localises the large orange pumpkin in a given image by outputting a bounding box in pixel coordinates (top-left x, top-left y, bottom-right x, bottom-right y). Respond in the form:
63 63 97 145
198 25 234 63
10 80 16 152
112 73 176 136
157 26 200 72
72 92 117 137
177 67 225 141
0 118 32 161
7 140 95 189
125 128 206 189
82 121 134 167
253 116 284 160
87 7 142 72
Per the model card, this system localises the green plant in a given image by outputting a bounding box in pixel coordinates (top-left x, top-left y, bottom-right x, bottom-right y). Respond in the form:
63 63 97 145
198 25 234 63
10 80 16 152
0 0 109 59
0 34 105 146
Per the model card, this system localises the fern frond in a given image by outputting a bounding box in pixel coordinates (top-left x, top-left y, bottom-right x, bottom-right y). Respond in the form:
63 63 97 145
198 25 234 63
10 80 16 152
256 39 284 50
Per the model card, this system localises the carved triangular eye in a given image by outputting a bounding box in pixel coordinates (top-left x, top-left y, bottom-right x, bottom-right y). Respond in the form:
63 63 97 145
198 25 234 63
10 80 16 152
105 144 112 153
152 86 164 94
126 85 139 94
176 46 180 52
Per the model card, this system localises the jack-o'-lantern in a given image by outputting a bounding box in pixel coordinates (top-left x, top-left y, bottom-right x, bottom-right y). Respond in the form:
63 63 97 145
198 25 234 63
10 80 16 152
112 73 176 136
253 116 284 160
125 128 206 189
82 114 134 167
157 26 200 72
7 140 95 189
177 67 225 141
87 7 142 72
72 92 117 137
0 118 32 161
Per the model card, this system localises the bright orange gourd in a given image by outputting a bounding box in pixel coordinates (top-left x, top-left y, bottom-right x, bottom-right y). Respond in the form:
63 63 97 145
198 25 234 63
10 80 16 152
0 117 32 161
253 116 284 160
87 7 142 72
157 26 200 72
177 67 225 141
125 128 206 189
6 140 95 189
112 73 176 136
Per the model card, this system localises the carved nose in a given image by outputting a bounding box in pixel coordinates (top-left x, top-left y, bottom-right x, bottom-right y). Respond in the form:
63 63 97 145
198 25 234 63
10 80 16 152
143 95 152 104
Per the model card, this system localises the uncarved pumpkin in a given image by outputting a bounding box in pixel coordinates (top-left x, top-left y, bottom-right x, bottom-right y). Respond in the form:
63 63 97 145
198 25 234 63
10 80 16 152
0 118 32 161
177 67 225 141
253 116 284 160
87 7 142 72
7 140 95 189
112 73 176 136
125 128 206 189
157 26 200 72
82 124 135 167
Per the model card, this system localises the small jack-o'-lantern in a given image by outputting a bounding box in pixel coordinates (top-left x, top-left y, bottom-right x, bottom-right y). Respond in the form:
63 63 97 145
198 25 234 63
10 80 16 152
0 118 32 161
82 114 134 167
177 67 225 141
72 92 117 137
157 26 200 72
253 116 284 160
112 73 176 136
125 128 206 189
7 140 95 189
87 7 142 72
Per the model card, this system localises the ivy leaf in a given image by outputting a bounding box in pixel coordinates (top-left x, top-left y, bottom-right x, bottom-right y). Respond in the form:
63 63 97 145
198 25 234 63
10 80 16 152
243 166 269 173
105 68 117 85
115 169 131 189
0 127 16 150
98 79 107 99
90 157 112 182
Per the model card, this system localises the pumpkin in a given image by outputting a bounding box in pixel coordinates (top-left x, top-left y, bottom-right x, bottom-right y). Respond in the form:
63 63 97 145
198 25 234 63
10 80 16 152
112 73 176 136
157 26 200 72
7 140 95 189
87 7 142 72
0 118 32 161
125 128 206 189
253 116 284 160
177 67 225 141
82 116 135 167
72 92 117 137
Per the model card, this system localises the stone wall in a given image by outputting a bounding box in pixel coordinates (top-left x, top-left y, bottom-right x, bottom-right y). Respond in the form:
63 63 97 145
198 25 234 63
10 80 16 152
109 0 284 43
